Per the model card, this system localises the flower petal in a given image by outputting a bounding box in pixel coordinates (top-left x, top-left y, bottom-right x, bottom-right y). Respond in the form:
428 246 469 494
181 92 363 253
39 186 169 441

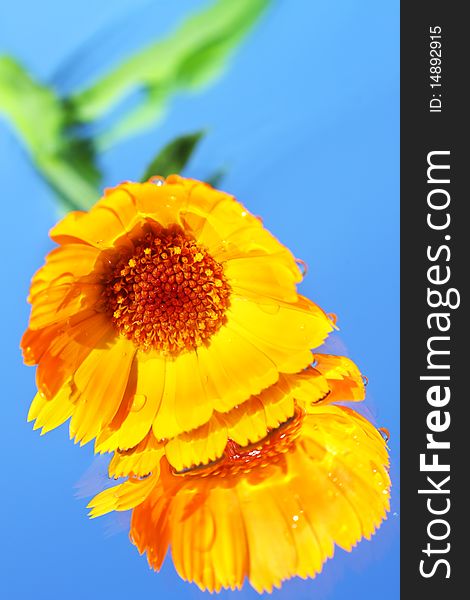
34 312 113 400
88 472 159 518
29 244 101 293
197 326 279 414
164 415 228 472
228 295 332 372
28 278 102 330
115 354 166 451
28 381 76 434
109 435 164 479
70 336 136 445
224 254 300 303
313 354 365 403
151 352 213 440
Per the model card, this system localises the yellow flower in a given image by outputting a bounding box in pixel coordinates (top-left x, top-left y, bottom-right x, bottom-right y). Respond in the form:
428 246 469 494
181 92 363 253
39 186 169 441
22 176 333 447
88 376 390 593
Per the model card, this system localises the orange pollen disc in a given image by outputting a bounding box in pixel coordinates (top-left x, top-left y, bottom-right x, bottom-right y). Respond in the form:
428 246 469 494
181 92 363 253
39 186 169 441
103 225 231 354
177 407 304 479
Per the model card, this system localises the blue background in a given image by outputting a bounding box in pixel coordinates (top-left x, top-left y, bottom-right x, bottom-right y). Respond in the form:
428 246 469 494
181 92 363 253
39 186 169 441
0 1 399 598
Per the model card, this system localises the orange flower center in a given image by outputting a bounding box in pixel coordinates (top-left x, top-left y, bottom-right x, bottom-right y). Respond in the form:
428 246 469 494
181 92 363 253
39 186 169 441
177 408 304 479
103 225 231 354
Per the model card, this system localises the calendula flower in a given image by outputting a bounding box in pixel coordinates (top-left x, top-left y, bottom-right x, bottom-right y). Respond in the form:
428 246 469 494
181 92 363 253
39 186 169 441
102 353 365 477
22 176 333 447
89 389 390 593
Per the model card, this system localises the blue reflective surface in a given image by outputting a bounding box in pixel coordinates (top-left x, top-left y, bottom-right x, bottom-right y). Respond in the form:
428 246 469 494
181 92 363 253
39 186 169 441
0 1 399 598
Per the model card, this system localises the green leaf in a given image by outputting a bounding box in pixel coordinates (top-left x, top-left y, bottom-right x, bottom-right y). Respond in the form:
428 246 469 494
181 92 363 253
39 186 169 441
142 130 205 181
0 56 63 153
0 56 101 211
70 0 270 147
0 0 271 211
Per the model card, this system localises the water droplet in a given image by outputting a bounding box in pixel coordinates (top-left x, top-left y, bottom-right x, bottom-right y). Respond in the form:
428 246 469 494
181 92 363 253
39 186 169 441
362 374 369 387
378 427 390 442
295 258 308 278
292 514 299 522
130 394 147 412
149 176 165 186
